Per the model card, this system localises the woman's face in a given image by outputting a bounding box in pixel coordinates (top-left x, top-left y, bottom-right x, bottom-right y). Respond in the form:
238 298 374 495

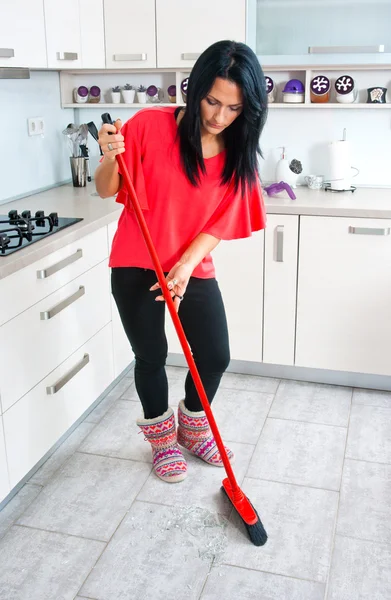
200 77 243 136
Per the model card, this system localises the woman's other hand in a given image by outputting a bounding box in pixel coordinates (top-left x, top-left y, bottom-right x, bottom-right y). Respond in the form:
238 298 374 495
150 262 193 312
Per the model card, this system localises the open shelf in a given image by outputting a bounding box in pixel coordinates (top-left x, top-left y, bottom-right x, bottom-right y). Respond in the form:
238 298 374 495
268 102 391 108
62 103 183 108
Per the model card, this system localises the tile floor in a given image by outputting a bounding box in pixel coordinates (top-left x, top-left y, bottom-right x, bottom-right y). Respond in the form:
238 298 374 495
0 367 391 600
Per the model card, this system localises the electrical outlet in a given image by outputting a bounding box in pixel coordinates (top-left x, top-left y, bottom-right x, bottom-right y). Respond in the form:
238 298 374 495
27 117 45 136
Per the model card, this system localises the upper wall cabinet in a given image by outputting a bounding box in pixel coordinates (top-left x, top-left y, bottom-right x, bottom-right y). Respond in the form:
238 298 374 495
44 0 105 69
104 0 157 69
248 0 391 66
0 0 47 68
156 0 246 68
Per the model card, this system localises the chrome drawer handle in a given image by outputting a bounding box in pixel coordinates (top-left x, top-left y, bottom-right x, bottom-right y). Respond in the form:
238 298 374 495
113 53 147 61
56 52 78 60
40 286 85 320
36 248 83 279
349 226 390 236
309 45 384 54
0 48 14 58
181 53 201 60
276 225 284 262
46 353 89 395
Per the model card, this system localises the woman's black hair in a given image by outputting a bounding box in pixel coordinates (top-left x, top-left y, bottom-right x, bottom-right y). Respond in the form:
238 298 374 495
177 40 268 194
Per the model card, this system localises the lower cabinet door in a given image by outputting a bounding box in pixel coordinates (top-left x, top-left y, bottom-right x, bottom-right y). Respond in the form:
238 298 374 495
166 232 264 362
3 324 114 489
263 214 299 365
0 417 10 504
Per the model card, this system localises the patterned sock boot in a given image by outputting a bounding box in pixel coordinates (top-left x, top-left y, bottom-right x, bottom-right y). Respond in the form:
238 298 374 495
177 399 234 467
137 407 187 483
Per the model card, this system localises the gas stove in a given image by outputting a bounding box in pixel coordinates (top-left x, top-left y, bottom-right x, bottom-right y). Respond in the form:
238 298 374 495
0 209 83 256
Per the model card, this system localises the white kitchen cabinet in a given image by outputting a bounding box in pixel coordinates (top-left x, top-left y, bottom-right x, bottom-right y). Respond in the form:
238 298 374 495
296 216 391 376
0 417 10 504
263 214 299 366
3 323 114 489
0 0 47 68
250 0 391 66
79 0 105 68
104 0 156 69
0 260 111 413
107 221 134 376
156 0 246 68
166 232 264 362
44 0 105 68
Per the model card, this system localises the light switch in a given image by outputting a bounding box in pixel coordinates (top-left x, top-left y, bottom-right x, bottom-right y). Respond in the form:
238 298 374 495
27 117 45 136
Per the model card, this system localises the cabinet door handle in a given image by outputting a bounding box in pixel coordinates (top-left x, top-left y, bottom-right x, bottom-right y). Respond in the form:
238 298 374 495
113 53 147 61
40 286 85 320
275 225 284 262
56 52 78 60
36 248 83 279
309 45 384 54
0 48 14 58
46 353 89 395
349 226 390 236
181 53 201 60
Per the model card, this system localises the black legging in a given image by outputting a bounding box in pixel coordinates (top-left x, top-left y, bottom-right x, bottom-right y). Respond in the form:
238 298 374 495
111 267 230 419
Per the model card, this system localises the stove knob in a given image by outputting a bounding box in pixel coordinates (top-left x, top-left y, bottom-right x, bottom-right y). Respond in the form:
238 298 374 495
49 212 59 226
8 210 18 220
35 210 44 218
21 210 31 220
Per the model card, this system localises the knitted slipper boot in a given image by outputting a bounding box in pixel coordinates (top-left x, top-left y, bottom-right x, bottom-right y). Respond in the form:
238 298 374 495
177 399 234 467
137 407 187 483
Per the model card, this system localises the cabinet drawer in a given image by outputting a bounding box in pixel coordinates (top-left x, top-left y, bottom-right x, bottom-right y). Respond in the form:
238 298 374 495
0 417 10 504
0 260 111 413
3 323 114 489
0 227 108 326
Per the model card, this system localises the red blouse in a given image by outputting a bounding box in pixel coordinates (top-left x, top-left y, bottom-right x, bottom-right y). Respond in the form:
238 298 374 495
109 106 266 278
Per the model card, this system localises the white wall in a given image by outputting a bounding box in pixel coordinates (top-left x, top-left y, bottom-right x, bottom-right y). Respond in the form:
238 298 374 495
0 71 74 204
260 106 391 187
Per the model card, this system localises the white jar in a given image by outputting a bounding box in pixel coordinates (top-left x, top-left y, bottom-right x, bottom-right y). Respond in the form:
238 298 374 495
265 76 275 103
73 86 88 103
335 75 357 104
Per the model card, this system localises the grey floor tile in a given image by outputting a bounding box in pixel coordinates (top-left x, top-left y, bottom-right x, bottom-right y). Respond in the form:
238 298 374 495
327 535 391 600
346 405 391 464
79 400 151 463
165 365 187 379
247 418 346 490
0 484 42 541
220 373 280 394
30 422 96 486
83 392 118 424
223 478 338 583
353 388 391 409
137 441 255 517
16 452 151 541
200 564 325 600
337 459 391 544
80 501 212 600
211 388 273 444
270 380 352 427
0 525 104 600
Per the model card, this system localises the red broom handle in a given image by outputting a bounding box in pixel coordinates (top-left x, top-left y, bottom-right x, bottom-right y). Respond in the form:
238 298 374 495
116 152 240 492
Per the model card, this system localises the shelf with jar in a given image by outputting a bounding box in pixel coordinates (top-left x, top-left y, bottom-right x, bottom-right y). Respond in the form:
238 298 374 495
59 65 390 110
264 65 391 108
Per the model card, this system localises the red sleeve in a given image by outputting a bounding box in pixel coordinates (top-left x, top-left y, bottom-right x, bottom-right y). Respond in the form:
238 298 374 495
201 176 266 240
108 115 149 211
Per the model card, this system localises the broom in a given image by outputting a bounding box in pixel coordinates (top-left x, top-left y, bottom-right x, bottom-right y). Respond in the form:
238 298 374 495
101 113 267 547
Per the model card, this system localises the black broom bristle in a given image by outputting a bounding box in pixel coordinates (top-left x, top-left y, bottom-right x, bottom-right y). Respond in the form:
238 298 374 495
221 486 268 547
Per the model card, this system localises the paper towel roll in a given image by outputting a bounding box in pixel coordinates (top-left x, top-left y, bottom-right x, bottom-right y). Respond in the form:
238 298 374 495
328 140 352 190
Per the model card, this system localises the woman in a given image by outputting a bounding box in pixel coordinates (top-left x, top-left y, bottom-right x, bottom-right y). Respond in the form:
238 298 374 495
95 40 268 484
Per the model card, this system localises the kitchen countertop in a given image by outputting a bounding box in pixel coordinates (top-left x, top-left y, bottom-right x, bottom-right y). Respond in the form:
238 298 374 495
1 182 390 280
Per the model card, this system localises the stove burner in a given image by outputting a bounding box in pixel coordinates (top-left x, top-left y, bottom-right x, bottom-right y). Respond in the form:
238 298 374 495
0 209 83 256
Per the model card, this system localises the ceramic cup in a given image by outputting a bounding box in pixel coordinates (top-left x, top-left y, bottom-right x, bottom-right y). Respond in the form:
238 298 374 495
305 174 324 190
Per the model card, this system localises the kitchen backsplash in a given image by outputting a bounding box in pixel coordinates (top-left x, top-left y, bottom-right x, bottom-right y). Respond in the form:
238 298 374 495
0 71 74 204
2 72 391 205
